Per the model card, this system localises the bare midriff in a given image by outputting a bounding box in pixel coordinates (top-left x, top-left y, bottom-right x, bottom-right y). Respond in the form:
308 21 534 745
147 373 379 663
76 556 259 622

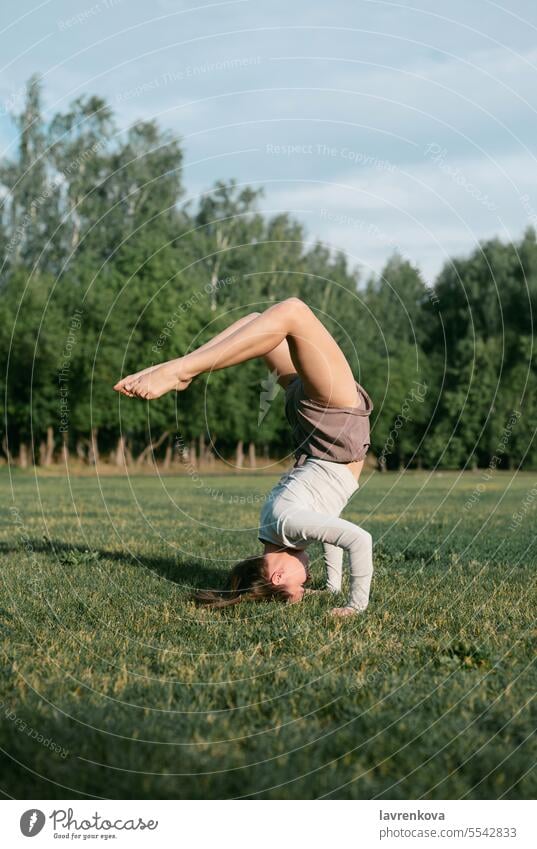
346 459 364 481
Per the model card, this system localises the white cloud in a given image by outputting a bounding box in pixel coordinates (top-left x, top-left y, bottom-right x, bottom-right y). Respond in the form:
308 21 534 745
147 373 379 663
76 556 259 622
264 149 537 282
1 0 536 281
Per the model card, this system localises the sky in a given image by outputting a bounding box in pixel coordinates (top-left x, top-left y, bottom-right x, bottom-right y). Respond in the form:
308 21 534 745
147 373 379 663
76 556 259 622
1 0 537 283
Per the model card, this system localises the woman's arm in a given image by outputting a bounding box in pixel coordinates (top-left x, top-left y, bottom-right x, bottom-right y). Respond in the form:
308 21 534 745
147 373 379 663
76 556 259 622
323 543 344 593
283 510 373 613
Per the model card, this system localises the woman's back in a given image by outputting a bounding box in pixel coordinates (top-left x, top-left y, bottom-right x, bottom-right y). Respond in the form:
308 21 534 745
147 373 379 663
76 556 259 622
259 458 359 548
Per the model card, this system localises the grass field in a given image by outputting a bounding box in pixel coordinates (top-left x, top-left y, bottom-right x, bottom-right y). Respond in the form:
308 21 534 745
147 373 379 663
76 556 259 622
0 467 535 799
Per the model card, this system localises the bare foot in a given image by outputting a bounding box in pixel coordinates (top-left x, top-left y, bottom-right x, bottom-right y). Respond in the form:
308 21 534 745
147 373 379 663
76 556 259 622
114 363 162 397
331 606 359 617
114 359 193 400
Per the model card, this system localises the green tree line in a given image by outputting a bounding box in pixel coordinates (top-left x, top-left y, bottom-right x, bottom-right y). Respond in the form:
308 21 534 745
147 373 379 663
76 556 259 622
1 76 536 470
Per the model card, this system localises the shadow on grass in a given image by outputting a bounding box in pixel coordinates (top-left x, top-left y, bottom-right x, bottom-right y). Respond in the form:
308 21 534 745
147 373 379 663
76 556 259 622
0 538 225 588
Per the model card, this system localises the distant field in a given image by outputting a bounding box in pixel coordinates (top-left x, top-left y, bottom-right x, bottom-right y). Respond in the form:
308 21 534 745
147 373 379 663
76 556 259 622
0 468 535 799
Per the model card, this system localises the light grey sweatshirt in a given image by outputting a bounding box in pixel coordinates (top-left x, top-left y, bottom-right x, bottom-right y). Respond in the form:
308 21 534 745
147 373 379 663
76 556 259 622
258 458 373 610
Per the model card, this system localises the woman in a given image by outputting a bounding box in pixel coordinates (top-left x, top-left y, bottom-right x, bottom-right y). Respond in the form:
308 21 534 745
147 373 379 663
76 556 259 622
114 298 374 616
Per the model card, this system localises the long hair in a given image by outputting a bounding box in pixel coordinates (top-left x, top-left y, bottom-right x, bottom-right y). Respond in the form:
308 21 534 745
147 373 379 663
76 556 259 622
193 555 292 609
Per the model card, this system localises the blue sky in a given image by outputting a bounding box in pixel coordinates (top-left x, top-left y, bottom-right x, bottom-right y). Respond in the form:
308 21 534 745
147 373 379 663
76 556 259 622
1 0 537 282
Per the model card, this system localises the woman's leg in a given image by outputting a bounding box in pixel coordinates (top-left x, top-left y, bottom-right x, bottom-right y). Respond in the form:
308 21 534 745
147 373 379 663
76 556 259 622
192 313 298 388
262 338 298 389
186 313 259 354
117 313 262 396
115 298 358 407
117 311 298 397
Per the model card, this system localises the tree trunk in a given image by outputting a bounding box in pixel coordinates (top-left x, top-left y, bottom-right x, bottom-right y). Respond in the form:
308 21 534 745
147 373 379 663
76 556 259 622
18 442 29 468
378 455 387 473
61 432 70 464
198 433 206 465
88 428 99 465
163 438 172 470
210 267 219 312
248 441 257 469
39 440 47 466
1 435 13 464
204 437 216 467
76 438 86 461
209 231 228 311
115 434 128 467
43 426 55 466
235 439 244 469
136 431 169 466
189 439 197 467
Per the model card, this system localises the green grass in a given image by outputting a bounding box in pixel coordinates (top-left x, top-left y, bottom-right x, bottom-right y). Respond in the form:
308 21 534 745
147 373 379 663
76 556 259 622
0 468 535 799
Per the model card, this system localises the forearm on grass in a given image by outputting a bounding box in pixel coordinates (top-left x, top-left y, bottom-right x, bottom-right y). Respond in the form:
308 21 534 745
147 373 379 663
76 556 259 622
284 511 373 610
323 543 343 593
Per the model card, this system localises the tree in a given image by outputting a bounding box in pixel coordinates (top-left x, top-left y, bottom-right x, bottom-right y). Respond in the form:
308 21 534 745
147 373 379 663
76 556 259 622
194 180 263 310
2 74 537 470
0 268 64 463
0 74 55 275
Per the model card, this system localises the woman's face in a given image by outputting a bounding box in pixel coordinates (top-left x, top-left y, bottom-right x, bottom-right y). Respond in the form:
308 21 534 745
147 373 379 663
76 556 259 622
265 548 311 602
